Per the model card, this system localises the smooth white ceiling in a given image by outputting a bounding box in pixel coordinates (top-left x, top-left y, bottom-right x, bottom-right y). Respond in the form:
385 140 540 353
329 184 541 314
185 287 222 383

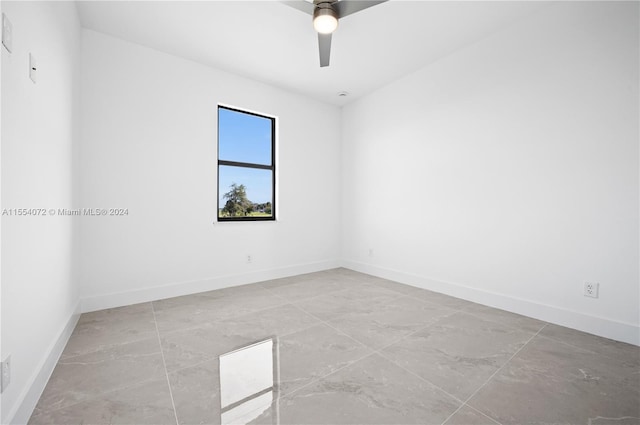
76 1 550 106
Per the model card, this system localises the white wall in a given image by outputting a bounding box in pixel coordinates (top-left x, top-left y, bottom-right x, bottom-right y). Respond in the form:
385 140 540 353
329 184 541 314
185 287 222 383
342 1 639 345
1 2 81 423
79 30 342 310
0 1 3 423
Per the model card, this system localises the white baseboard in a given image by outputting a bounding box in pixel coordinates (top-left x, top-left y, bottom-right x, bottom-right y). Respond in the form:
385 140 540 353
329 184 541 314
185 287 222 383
342 260 640 346
80 259 341 313
6 301 81 425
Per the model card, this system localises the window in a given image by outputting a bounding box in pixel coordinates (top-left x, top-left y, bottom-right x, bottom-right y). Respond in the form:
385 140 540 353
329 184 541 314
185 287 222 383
217 106 276 221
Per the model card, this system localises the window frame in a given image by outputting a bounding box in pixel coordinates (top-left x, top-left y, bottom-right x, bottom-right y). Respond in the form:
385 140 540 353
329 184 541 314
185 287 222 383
217 105 276 222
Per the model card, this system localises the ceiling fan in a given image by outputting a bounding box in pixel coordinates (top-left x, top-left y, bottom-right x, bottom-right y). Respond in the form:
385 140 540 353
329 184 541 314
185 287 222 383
283 0 388 67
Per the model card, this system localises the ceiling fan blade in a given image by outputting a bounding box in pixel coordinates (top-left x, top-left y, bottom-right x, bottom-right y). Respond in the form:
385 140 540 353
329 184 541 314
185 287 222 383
318 33 332 67
282 1 315 15
334 0 387 18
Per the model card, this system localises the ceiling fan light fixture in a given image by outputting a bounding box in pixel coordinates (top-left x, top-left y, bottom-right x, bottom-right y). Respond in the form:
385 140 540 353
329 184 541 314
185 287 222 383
313 4 338 34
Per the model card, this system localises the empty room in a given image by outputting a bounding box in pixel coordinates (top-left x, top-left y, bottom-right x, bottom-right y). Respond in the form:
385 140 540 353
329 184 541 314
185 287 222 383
1 0 638 424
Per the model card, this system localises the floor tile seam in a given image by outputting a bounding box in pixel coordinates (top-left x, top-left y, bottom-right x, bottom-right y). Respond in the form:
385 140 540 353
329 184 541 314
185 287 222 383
281 295 451 356
373 349 467 407
361 281 423 297
275 350 380 400
288 289 430 340
533 332 640 364
161 317 326 376
154 299 302 337
461 323 548 414
279 301 456 403
73 313 157 330
287 302 377 352
448 307 548 336
210 288 463 421
226 351 384 423
286 288 408 315
440 402 503 425
402 290 548 335
312 299 458 355
63 292 443 363
151 302 180 425
461 403 503 425
472 314 545 335
280 281 405 305
289 301 466 403
260 283 354 303
151 288 287 312
402 292 471 312
57 334 163 362
79 302 155 319
30 375 166 418
156 297 328 338
155 277 401 317
158 290 552 354
366 308 462 354
151 295 228 311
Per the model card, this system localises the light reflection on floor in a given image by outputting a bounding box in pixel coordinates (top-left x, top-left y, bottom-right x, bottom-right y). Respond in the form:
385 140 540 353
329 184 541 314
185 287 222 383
220 338 279 425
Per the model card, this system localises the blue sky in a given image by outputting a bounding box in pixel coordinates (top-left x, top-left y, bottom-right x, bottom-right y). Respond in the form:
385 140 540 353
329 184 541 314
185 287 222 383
218 108 273 205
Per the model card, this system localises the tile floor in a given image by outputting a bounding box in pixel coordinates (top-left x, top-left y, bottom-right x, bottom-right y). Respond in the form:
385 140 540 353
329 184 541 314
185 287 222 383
29 269 640 425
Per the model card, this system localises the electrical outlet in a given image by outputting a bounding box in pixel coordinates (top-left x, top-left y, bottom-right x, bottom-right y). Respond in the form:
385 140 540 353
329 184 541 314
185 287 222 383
368 248 374 257
246 255 252 264
584 281 599 298
1 355 11 393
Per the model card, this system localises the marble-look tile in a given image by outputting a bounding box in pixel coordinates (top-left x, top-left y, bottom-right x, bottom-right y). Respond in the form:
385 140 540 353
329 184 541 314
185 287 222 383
152 285 279 312
160 304 320 372
589 418 640 425
160 323 247 374
277 323 373 395
61 303 157 359
443 405 500 425
294 285 405 321
328 296 456 349
167 323 372 425
204 281 274 298
464 303 546 334
169 359 220 425
341 272 419 295
154 289 287 334
260 270 343 288
331 267 369 279
263 278 349 302
228 303 322 336
540 324 640 367
29 379 175 425
381 312 533 400
152 292 224 312
368 279 422 295
408 288 475 310
29 269 640 425
250 353 461 425
468 335 640 424
35 338 165 412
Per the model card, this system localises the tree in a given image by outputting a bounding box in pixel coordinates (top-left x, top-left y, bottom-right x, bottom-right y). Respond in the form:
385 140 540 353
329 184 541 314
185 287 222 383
222 183 253 217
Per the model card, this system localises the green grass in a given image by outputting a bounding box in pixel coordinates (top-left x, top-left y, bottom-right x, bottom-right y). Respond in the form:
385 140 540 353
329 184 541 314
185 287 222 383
218 211 272 218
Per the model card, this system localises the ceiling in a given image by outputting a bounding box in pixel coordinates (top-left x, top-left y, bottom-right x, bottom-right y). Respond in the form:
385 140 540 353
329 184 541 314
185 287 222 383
76 1 550 106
